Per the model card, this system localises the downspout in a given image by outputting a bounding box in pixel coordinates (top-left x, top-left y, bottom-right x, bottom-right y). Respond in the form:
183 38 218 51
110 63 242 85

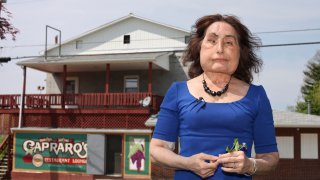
105 64 110 93
148 62 154 113
18 66 26 128
105 64 110 106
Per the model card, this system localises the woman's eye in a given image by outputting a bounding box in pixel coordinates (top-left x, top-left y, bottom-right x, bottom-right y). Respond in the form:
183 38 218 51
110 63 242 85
225 41 234 46
208 39 216 44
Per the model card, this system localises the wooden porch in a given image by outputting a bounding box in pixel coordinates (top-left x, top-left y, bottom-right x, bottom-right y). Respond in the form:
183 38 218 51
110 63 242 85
0 92 163 130
0 92 162 111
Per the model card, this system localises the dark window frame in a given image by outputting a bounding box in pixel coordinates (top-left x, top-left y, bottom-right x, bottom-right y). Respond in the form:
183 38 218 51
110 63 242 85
123 35 130 44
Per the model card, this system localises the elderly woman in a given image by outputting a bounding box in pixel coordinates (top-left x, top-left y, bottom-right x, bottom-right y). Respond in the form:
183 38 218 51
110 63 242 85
150 14 279 179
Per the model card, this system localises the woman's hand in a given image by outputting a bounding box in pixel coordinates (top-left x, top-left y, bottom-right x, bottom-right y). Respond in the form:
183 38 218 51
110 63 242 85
218 151 253 174
186 153 219 178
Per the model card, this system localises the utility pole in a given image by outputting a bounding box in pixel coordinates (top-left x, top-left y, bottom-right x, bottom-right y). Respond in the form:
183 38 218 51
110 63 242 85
307 100 311 114
45 25 62 60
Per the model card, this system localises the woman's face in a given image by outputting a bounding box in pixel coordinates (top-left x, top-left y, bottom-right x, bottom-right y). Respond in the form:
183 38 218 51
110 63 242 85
200 21 240 75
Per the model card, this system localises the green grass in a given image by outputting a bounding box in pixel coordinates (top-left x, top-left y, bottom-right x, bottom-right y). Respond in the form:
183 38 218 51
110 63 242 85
0 135 3 144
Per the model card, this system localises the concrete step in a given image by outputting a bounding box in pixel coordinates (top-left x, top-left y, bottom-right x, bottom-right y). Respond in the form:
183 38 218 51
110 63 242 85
0 169 7 172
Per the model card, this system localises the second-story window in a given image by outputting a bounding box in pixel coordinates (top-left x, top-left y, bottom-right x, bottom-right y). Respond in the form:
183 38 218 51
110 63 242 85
124 76 138 92
123 35 130 44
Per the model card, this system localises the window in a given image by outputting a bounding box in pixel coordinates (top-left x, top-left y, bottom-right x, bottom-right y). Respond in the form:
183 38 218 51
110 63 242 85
124 76 138 92
65 77 79 106
66 80 76 94
301 133 318 159
76 40 83 49
66 77 79 94
123 35 130 44
276 136 294 159
185 35 190 44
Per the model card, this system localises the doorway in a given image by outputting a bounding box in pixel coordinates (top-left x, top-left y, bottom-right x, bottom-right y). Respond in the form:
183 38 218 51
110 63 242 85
65 77 79 108
106 135 123 176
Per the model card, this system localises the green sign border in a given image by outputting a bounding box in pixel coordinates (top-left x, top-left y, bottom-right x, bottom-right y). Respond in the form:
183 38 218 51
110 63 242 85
124 134 150 176
14 132 87 173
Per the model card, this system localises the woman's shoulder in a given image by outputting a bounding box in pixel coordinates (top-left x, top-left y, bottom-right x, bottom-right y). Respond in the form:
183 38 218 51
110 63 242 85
248 83 267 93
172 81 187 86
164 81 188 97
232 78 268 99
246 83 270 102
168 81 187 91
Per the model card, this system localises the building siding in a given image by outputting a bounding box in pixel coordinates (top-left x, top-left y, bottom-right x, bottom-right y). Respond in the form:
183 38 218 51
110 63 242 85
47 17 188 56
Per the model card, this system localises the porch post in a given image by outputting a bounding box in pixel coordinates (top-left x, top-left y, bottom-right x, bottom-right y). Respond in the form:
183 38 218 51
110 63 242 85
62 65 67 109
105 64 110 93
105 64 110 106
18 66 26 128
148 62 152 93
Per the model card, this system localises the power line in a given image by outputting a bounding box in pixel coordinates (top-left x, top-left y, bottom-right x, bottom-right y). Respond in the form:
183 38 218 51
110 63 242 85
1 27 320 50
255 28 320 34
1 26 320 49
261 41 320 47
3 39 320 52
4 41 320 60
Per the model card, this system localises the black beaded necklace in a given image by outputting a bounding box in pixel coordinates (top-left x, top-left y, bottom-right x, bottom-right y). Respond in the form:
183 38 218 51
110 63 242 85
202 74 231 97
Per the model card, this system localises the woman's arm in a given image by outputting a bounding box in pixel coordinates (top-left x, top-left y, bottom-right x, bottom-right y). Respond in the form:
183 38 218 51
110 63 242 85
150 138 187 168
253 152 279 175
150 138 219 178
218 151 279 175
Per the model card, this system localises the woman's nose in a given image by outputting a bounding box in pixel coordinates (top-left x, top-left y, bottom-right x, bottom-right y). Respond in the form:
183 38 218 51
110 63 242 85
216 40 224 54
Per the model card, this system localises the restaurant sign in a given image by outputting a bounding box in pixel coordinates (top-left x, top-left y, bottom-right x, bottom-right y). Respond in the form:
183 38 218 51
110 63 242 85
14 132 87 173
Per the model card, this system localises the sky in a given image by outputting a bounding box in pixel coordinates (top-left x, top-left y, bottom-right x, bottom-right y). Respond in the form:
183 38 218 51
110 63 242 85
1 0 320 111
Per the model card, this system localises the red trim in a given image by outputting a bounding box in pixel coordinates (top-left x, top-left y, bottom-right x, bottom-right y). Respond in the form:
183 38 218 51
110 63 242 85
0 93 163 111
105 64 110 93
62 65 67 109
21 66 26 126
0 108 149 114
12 172 93 180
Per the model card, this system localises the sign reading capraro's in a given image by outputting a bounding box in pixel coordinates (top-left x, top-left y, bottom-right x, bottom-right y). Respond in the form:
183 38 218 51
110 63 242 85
15 132 87 172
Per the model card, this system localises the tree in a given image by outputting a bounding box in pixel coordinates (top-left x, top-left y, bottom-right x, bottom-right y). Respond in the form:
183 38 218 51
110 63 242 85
296 50 320 115
0 3 19 40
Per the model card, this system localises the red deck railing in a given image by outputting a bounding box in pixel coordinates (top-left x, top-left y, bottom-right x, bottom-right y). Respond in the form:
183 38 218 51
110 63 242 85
0 93 163 111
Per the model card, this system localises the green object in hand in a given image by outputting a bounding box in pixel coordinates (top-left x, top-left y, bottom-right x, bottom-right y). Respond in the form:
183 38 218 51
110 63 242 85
226 138 247 153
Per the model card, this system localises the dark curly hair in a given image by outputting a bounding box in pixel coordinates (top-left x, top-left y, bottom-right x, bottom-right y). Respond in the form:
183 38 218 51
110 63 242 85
182 14 262 84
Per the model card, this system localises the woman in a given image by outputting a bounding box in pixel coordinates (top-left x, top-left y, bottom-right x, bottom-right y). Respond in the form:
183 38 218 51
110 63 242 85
150 14 279 179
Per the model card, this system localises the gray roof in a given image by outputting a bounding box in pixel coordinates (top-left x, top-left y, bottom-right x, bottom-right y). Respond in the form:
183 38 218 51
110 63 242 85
17 52 170 65
145 110 320 128
16 52 172 73
273 110 320 128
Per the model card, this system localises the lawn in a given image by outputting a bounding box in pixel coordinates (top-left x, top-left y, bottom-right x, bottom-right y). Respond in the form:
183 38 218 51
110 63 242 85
0 135 3 144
